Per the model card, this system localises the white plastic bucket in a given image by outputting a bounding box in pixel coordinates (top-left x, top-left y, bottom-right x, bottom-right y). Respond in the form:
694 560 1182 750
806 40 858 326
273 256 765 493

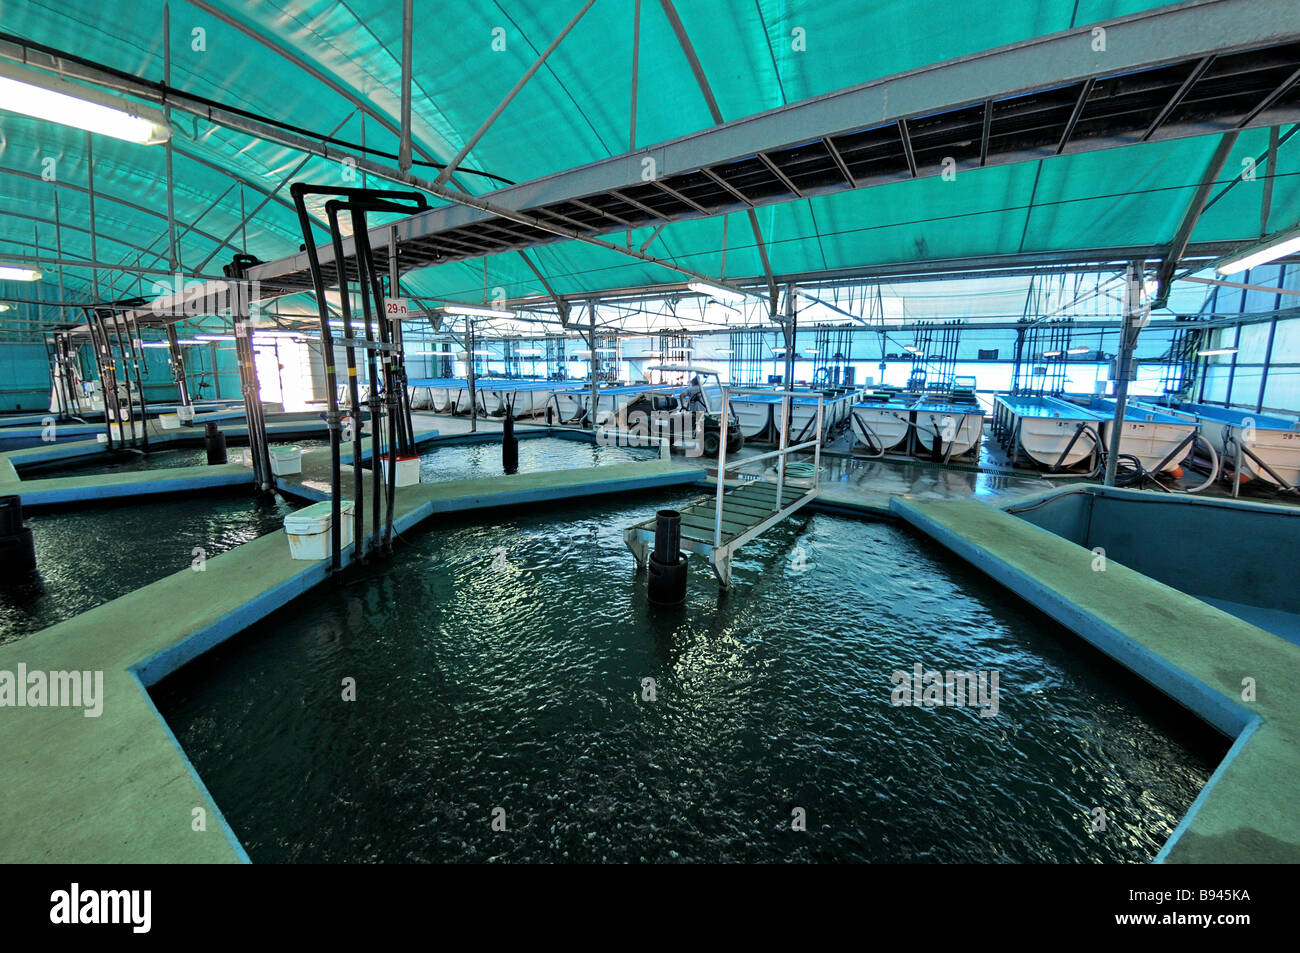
285 500 354 560
108 421 144 441
381 454 421 487
269 445 303 476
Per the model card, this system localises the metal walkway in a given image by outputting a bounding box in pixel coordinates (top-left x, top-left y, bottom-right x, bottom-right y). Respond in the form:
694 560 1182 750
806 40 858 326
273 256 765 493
624 386 824 588
625 479 815 588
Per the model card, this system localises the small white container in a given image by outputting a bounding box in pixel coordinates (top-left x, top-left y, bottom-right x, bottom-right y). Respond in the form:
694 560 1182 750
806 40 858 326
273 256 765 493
159 413 181 430
284 500 354 560
270 445 303 476
108 421 145 441
381 454 421 487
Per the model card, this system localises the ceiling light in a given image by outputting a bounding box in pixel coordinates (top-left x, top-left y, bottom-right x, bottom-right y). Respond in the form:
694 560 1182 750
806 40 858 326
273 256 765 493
687 280 746 303
1216 226 1300 276
1067 346 1090 354
1197 347 1239 357
0 264 43 282
0 61 170 145
441 302 515 319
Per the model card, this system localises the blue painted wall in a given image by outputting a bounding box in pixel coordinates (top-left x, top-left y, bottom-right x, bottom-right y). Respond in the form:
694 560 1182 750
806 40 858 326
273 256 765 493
1014 488 1300 615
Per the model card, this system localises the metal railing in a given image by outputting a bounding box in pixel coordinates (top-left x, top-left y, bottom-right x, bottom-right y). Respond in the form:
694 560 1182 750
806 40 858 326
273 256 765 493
713 387 824 548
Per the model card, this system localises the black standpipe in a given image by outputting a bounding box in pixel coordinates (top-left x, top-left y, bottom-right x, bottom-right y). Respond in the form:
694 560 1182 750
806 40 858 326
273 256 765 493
502 396 519 474
204 420 227 464
647 509 687 605
0 495 36 579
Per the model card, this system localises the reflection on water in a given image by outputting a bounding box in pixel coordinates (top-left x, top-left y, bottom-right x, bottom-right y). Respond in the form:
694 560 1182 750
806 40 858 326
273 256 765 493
154 493 1222 863
0 492 299 643
419 436 659 483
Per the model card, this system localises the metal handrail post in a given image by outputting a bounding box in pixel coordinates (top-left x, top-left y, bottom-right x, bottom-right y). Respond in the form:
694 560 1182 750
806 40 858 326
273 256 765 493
714 387 729 548
776 393 788 511
814 395 824 489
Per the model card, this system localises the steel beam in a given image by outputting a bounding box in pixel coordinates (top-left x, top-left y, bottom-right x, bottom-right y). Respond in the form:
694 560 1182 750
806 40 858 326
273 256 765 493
434 0 598 187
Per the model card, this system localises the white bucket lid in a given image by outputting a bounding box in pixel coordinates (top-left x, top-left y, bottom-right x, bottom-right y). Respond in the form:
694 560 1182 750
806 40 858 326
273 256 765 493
284 499 354 534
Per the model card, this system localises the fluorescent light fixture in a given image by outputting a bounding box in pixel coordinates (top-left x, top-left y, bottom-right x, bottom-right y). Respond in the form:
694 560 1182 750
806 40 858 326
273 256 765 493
440 302 515 319
771 346 787 354
1043 350 1063 358
714 348 735 355
471 349 492 356
1216 226 1300 276
1211 226 1300 275
410 349 455 356
516 347 544 356
687 280 746 303
195 334 235 341
175 339 208 346
1067 346 1090 354
804 348 820 355
902 345 921 354
137 341 170 349
0 304 10 312
0 61 170 145
0 264 42 282
1197 347 1239 357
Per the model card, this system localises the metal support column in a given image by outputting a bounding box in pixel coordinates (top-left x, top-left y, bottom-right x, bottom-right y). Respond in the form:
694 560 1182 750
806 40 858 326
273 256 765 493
589 300 600 428
1103 264 1147 486
165 322 192 409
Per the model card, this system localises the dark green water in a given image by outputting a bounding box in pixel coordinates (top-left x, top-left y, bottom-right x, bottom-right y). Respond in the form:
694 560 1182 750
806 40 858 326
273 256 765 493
0 492 300 642
153 492 1223 863
417 436 659 482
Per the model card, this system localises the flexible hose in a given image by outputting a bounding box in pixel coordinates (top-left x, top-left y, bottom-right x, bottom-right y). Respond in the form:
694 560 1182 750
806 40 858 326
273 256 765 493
851 412 888 459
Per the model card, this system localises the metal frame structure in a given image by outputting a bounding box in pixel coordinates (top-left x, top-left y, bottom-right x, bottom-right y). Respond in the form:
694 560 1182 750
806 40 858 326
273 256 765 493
30 0 1300 336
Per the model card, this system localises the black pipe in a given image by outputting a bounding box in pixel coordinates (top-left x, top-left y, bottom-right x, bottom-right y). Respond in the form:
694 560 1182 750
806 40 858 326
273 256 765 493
652 510 681 565
0 495 36 579
648 508 687 606
291 185 348 572
325 201 367 562
204 420 227 464
502 398 519 474
350 210 391 554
